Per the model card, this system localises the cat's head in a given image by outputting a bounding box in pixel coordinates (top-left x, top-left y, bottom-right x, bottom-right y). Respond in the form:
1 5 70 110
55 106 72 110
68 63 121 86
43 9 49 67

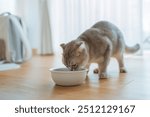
60 40 88 71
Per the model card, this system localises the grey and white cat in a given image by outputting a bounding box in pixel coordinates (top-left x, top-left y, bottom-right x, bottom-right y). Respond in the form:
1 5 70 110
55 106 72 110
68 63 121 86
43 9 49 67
60 21 140 78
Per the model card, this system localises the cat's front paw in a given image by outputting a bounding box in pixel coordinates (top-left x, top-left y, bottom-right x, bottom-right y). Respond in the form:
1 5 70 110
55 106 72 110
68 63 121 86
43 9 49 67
99 73 107 79
120 67 127 73
93 68 99 74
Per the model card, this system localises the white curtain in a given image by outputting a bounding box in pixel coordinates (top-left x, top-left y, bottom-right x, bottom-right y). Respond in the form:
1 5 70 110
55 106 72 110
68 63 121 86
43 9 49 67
15 0 41 49
15 0 53 55
1 0 143 54
38 0 53 54
50 0 143 54
0 0 16 14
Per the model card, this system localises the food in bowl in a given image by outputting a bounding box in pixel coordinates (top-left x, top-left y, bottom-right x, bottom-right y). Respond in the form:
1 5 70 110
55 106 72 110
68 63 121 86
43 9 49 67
49 68 87 86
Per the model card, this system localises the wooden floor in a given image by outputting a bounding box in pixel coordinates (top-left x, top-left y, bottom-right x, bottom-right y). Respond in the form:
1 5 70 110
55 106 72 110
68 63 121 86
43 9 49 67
0 53 150 100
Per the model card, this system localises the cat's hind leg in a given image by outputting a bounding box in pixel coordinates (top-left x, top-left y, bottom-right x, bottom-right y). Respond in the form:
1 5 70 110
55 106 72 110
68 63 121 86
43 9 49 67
116 54 127 73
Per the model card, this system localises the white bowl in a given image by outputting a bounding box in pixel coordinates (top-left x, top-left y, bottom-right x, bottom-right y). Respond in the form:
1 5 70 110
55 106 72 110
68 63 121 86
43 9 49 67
49 68 88 86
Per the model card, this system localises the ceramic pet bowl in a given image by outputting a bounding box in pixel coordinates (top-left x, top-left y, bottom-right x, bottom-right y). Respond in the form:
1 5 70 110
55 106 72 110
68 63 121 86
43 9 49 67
49 68 87 86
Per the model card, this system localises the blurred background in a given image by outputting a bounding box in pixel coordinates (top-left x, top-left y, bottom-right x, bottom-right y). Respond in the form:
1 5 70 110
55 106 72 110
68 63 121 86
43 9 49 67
0 0 150 55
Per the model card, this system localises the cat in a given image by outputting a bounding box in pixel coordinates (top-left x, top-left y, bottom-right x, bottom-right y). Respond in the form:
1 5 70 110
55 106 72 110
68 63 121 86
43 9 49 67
60 21 140 78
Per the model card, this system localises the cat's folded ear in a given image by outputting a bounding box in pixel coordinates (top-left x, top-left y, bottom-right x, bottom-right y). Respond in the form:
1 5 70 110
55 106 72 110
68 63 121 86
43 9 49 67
77 41 85 53
76 41 83 47
60 43 66 49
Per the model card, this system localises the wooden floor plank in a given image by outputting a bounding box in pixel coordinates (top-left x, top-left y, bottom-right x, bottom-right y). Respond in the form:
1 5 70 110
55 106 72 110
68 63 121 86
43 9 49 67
0 54 150 100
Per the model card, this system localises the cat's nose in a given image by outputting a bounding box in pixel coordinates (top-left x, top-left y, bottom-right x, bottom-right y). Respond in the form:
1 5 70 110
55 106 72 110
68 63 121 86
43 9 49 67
72 64 77 68
71 64 78 70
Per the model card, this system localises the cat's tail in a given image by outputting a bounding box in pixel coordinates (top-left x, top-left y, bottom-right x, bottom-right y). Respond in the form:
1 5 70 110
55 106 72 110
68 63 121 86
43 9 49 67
125 44 140 54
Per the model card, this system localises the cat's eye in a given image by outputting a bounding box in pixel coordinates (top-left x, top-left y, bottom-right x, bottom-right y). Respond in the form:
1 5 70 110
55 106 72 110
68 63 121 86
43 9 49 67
76 52 81 57
76 53 80 57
